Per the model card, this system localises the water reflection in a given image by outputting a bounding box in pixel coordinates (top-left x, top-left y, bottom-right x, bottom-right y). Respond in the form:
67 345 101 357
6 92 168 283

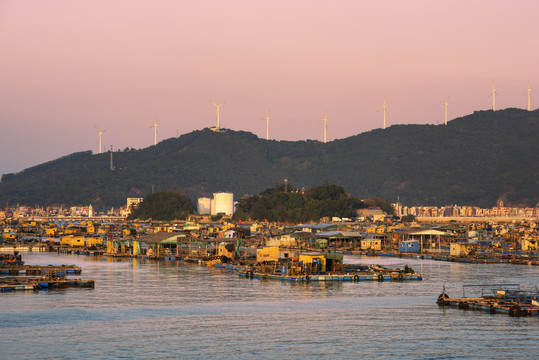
1 252 538 359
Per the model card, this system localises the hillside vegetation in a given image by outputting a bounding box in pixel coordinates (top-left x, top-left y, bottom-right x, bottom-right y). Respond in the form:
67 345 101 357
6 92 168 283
233 183 367 223
1 108 537 208
127 190 195 221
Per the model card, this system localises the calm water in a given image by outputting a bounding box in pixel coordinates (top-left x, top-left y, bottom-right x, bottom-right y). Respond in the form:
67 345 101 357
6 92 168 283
1 252 538 359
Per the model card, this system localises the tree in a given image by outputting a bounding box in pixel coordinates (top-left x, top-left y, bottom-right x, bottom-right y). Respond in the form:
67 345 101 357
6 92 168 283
127 190 195 221
401 214 416 222
231 183 366 223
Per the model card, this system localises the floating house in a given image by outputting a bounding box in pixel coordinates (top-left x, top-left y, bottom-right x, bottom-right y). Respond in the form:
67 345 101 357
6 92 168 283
298 253 344 274
256 246 279 262
361 233 388 251
408 229 451 253
521 238 538 251
218 243 237 259
60 235 85 247
450 242 474 256
315 231 363 249
399 240 420 253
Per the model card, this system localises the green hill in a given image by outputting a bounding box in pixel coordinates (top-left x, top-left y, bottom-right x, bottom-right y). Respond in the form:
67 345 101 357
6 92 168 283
127 190 195 221
233 183 367 223
1 108 537 209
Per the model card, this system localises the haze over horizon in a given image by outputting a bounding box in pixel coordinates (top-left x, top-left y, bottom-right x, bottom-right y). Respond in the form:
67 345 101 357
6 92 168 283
1 1 538 176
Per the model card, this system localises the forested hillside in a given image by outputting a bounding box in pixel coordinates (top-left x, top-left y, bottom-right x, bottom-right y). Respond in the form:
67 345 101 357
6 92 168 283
1 108 537 209
233 183 367 223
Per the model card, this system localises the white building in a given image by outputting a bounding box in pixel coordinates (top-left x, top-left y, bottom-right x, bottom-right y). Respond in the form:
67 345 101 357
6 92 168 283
199 192 235 216
212 192 234 215
197 197 212 215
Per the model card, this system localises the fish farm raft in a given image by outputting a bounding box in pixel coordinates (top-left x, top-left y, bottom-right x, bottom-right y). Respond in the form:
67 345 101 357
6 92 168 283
437 284 539 317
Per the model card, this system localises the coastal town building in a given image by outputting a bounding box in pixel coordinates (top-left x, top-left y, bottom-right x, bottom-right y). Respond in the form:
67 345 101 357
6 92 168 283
393 202 539 219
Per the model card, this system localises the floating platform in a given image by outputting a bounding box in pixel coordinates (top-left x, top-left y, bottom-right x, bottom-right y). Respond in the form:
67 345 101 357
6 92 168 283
213 263 422 282
0 276 95 292
57 248 105 256
437 284 539 317
238 270 422 282
0 264 82 276
330 249 539 266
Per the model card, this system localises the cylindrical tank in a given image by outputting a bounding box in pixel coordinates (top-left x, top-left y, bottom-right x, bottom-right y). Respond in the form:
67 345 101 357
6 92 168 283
211 198 216 215
213 192 234 215
197 197 212 215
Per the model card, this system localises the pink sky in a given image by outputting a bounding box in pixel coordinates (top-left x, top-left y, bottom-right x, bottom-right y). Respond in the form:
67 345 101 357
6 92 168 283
1 0 538 175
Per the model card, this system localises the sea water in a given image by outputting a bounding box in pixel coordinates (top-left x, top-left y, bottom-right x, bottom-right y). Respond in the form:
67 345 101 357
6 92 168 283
1 253 538 359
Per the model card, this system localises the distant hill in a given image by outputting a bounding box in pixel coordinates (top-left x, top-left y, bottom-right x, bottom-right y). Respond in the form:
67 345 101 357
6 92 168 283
1 108 538 209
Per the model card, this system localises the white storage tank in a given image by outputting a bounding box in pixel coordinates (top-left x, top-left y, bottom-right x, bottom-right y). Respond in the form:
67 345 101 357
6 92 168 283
213 192 234 215
211 198 217 215
197 197 212 215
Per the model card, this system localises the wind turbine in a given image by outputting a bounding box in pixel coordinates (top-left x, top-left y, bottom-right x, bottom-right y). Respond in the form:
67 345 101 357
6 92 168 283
527 82 532 111
319 111 328 143
262 109 270 140
378 98 388 129
211 100 225 130
441 98 449 126
492 81 497 111
95 126 106 154
150 116 158 145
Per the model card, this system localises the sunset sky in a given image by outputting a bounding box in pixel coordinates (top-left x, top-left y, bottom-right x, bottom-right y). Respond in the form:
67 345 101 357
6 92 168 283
1 1 538 176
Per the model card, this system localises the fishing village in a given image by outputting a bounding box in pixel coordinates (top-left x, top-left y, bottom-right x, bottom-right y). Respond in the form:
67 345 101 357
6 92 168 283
1 204 538 266
3 2 539 358
2 202 539 317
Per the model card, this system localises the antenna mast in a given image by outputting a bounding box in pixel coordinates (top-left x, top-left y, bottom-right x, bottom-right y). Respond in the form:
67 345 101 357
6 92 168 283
109 145 115 170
